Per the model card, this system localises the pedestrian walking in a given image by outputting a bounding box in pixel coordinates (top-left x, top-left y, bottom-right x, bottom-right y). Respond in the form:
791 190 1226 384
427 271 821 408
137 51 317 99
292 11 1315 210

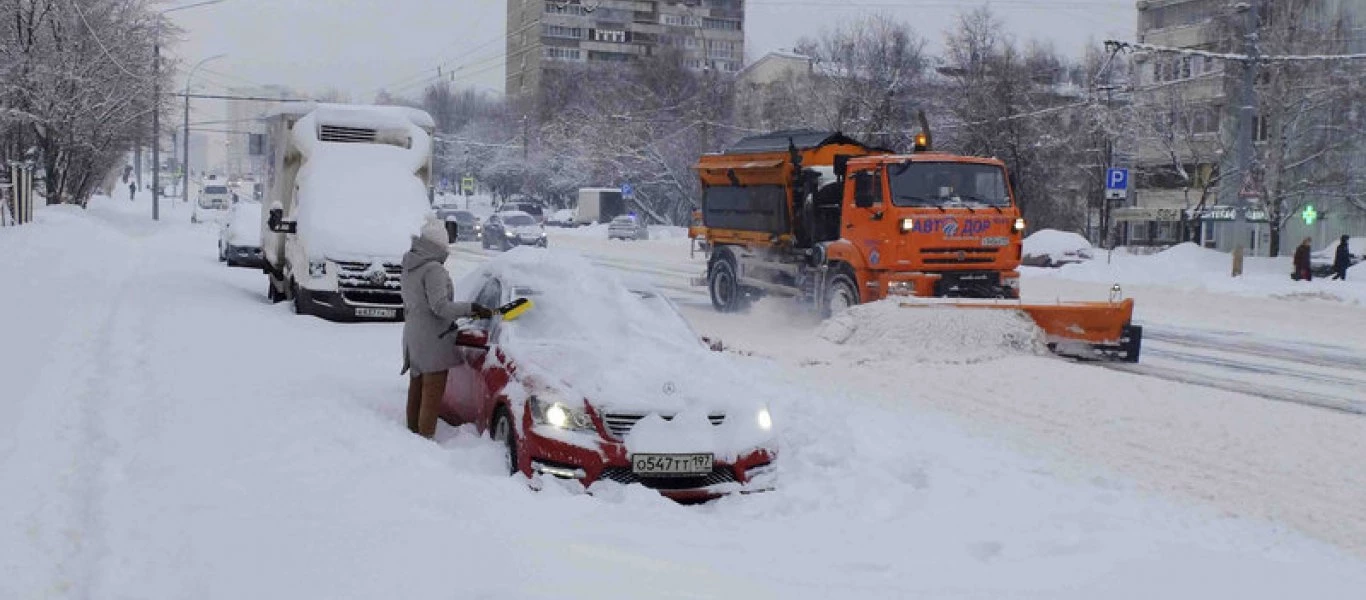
1292 237 1313 281
1331 234 1352 281
129 181 136 201
400 215 492 438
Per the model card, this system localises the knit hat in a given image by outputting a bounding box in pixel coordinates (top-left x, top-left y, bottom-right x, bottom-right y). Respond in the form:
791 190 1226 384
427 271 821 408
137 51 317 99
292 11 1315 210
418 214 447 246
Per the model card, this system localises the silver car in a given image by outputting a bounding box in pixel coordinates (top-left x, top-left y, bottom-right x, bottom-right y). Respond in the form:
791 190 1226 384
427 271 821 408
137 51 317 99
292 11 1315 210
608 215 649 241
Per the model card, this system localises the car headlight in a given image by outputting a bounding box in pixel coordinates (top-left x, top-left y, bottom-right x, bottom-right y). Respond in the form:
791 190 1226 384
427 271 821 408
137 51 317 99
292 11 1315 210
474 224 482 231
529 395 594 431
1013 218 1026 233
308 260 326 277
505 230 516 237
757 407 773 431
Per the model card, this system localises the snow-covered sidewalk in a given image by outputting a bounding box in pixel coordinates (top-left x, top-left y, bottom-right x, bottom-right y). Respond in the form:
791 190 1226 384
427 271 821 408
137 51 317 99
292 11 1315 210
3 196 1365 598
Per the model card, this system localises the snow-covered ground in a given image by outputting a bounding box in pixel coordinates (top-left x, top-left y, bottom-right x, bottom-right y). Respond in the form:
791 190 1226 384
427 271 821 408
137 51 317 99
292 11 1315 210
3 193 1366 598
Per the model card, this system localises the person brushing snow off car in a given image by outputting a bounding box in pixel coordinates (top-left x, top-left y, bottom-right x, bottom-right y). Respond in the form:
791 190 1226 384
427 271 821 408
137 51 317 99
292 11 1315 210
401 216 493 438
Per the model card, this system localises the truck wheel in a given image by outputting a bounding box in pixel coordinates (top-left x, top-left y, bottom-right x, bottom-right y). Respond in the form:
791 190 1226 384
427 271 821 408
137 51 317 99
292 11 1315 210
709 254 747 312
824 273 859 318
289 279 305 315
267 276 285 303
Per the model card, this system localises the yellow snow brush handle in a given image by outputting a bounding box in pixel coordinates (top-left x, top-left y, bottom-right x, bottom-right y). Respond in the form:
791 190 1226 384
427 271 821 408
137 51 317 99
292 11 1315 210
498 297 533 321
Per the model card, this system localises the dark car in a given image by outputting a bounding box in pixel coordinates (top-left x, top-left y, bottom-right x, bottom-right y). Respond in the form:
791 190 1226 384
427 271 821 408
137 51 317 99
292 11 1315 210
435 206 481 242
482 211 547 251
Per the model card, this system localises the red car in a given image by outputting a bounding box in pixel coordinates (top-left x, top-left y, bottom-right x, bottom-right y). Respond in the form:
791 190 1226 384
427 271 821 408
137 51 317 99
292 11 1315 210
440 250 778 502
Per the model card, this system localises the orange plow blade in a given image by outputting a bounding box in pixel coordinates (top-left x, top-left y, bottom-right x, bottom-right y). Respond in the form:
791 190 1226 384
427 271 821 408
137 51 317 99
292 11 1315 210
898 298 1143 362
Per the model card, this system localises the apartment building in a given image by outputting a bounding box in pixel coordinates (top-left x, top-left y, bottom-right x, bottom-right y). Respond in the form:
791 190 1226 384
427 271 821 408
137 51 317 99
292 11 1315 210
505 0 745 99
1126 0 1365 254
223 85 299 181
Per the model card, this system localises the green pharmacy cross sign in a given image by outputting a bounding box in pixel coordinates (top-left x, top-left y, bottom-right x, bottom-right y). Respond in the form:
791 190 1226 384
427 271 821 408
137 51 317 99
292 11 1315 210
1302 205 1318 225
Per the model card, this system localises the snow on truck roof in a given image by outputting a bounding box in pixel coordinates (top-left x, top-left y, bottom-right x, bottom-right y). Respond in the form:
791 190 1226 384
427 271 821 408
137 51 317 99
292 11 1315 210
265 103 435 131
724 129 888 154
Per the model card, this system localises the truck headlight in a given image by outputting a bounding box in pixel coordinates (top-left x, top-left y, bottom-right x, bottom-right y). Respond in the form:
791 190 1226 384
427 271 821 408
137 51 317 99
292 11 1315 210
308 260 326 277
757 407 773 431
1013 218 1026 233
900 217 915 233
530 396 593 431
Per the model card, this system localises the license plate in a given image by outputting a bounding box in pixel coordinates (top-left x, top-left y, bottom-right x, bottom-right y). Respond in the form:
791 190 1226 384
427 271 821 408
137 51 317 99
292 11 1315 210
355 307 396 318
981 236 1009 247
630 453 713 477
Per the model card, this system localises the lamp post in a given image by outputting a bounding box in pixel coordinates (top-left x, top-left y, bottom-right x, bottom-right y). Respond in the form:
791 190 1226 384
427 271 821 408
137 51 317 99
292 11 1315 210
151 0 226 221
183 54 226 203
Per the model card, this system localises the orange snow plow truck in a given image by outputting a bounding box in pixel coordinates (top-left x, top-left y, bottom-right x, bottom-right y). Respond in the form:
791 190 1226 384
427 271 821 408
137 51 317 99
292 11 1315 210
690 129 1142 362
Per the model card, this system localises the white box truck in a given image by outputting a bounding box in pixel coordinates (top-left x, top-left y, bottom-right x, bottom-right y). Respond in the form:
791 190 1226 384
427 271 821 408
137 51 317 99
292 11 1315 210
260 103 436 321
573 187 625 225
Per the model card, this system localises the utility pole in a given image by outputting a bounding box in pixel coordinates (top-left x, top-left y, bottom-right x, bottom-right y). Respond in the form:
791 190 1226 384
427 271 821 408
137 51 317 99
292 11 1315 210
152 24 161 221
183 55 226 203
1230 0 1261 254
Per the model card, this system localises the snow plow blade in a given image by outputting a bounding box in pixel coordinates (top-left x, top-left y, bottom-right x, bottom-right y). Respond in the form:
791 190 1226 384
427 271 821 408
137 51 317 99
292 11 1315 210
897 298 1143 363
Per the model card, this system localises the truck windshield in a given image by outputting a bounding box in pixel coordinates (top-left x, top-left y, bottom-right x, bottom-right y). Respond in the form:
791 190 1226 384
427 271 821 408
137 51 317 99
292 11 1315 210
887 162 1011 208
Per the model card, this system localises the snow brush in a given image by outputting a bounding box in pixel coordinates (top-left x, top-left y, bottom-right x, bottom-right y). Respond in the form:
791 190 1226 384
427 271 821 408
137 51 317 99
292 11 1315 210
438 297 534 342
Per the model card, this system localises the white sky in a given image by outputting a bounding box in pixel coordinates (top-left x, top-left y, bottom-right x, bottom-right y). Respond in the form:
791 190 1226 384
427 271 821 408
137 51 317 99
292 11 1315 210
173 0 1137 100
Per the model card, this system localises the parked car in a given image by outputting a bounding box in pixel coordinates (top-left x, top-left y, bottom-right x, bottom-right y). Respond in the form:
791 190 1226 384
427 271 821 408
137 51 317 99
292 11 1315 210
434 206 481 242
608 214 650 240
192 184 232 224
441 250 777 501
502 201 545 224
545 208 578 228
218 200 265 268
482 211 547 251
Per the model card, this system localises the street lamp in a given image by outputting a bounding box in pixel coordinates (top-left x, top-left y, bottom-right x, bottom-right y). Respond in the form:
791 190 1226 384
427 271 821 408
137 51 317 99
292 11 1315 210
183 53 226 204
151 0 226 221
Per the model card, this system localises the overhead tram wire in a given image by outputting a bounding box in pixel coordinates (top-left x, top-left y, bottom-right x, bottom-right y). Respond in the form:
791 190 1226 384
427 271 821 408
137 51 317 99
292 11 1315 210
372 17 546 95
67 0 148 80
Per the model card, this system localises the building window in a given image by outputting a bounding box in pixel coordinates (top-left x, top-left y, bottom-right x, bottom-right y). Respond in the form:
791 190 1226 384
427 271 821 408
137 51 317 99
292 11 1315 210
545 1 588 16
544 46 583 61
1253 115 1270 141
543 24 585 39
661 14 701 27
593 29 627 43
702 17 741 31
588 50 631 63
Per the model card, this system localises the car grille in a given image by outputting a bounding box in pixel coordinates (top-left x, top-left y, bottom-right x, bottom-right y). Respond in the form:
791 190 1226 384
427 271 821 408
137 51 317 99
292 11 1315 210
920 247 1000 265
599 466 737 490
335 260 402 306
602 412 725 440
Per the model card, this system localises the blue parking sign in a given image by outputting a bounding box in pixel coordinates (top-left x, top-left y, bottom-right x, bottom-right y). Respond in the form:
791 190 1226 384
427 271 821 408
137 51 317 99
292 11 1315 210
621 183 634 199
1106 168 1128 191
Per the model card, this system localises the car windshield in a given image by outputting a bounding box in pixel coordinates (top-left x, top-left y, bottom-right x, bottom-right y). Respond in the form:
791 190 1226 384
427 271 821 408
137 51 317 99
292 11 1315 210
886 162 1011 208
612 216 635 225
518 204 543 216
204 185 229 195
503 215 534 226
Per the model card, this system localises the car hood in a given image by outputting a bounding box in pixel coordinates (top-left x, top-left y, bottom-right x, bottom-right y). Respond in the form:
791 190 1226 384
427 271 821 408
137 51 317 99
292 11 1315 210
506 338 775 459
508 225 543 237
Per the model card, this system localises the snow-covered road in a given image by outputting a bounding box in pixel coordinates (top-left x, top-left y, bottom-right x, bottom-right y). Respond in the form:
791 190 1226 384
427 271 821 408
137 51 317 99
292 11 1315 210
4 197 1366 598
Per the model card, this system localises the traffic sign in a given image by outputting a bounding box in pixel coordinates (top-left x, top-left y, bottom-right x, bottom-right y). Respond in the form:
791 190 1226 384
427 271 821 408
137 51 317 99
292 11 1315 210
621 182 634 199
461 176 475 196
1105 168 1128 200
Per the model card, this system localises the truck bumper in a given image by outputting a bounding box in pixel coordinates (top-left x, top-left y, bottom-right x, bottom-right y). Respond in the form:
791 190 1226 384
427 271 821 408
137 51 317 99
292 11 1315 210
296 286 404 322
880 270 1019 299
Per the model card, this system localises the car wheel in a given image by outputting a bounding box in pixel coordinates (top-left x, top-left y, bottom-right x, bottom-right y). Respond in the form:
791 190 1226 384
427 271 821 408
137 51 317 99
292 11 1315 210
267 276 286 303
218 242 226 262
709 251 748 312
824 272 859 318
491 406 519 476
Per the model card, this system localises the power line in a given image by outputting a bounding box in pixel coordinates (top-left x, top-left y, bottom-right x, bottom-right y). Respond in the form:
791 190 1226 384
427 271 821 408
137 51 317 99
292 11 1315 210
68 0 145 80
165 92 311 102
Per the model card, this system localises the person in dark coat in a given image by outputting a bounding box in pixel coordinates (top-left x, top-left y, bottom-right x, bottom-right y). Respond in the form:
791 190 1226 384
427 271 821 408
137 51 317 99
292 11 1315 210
129 181 136 201
1331 234 1352 280
400 216 492 438
1292 237 1313 281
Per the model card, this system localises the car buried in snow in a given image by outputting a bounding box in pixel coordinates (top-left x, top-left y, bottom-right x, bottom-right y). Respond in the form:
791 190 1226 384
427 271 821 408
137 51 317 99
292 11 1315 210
441 249 777 502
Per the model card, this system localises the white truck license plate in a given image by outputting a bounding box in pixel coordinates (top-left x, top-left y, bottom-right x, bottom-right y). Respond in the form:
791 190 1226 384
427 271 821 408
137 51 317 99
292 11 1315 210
630 453 713 477
356 307 396 318
981 236 1010 247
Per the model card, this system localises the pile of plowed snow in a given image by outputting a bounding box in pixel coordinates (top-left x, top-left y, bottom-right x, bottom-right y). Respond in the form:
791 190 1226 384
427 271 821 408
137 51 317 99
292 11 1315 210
818 300 1047 364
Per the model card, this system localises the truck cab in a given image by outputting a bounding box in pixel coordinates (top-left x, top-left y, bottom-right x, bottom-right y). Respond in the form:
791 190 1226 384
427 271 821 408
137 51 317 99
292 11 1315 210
836 153 1025 299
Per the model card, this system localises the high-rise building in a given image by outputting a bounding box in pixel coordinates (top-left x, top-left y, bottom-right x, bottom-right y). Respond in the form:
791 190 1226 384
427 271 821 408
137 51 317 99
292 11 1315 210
505 0 745 99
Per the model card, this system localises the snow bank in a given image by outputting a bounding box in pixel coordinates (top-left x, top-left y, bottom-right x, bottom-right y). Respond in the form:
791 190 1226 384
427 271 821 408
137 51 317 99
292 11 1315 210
1031 242 1366 304
461 248 775 459
818 300 1047 364
291 110 432 261
226 201 262 246
1022 229 1093 266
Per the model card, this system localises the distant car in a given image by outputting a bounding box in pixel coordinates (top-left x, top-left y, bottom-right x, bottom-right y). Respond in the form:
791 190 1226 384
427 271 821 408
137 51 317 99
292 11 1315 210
434 206 481 242
441 250 777 502
218 200 265 267
192 184 232 224
482 211 547 251
545 208 578 228
503 202 545 224
608 215 649 241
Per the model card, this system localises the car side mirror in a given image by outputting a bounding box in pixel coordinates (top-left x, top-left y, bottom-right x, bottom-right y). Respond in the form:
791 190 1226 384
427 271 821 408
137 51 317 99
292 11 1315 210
455 328 489 350
854 171 879 209
267 207 296 233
